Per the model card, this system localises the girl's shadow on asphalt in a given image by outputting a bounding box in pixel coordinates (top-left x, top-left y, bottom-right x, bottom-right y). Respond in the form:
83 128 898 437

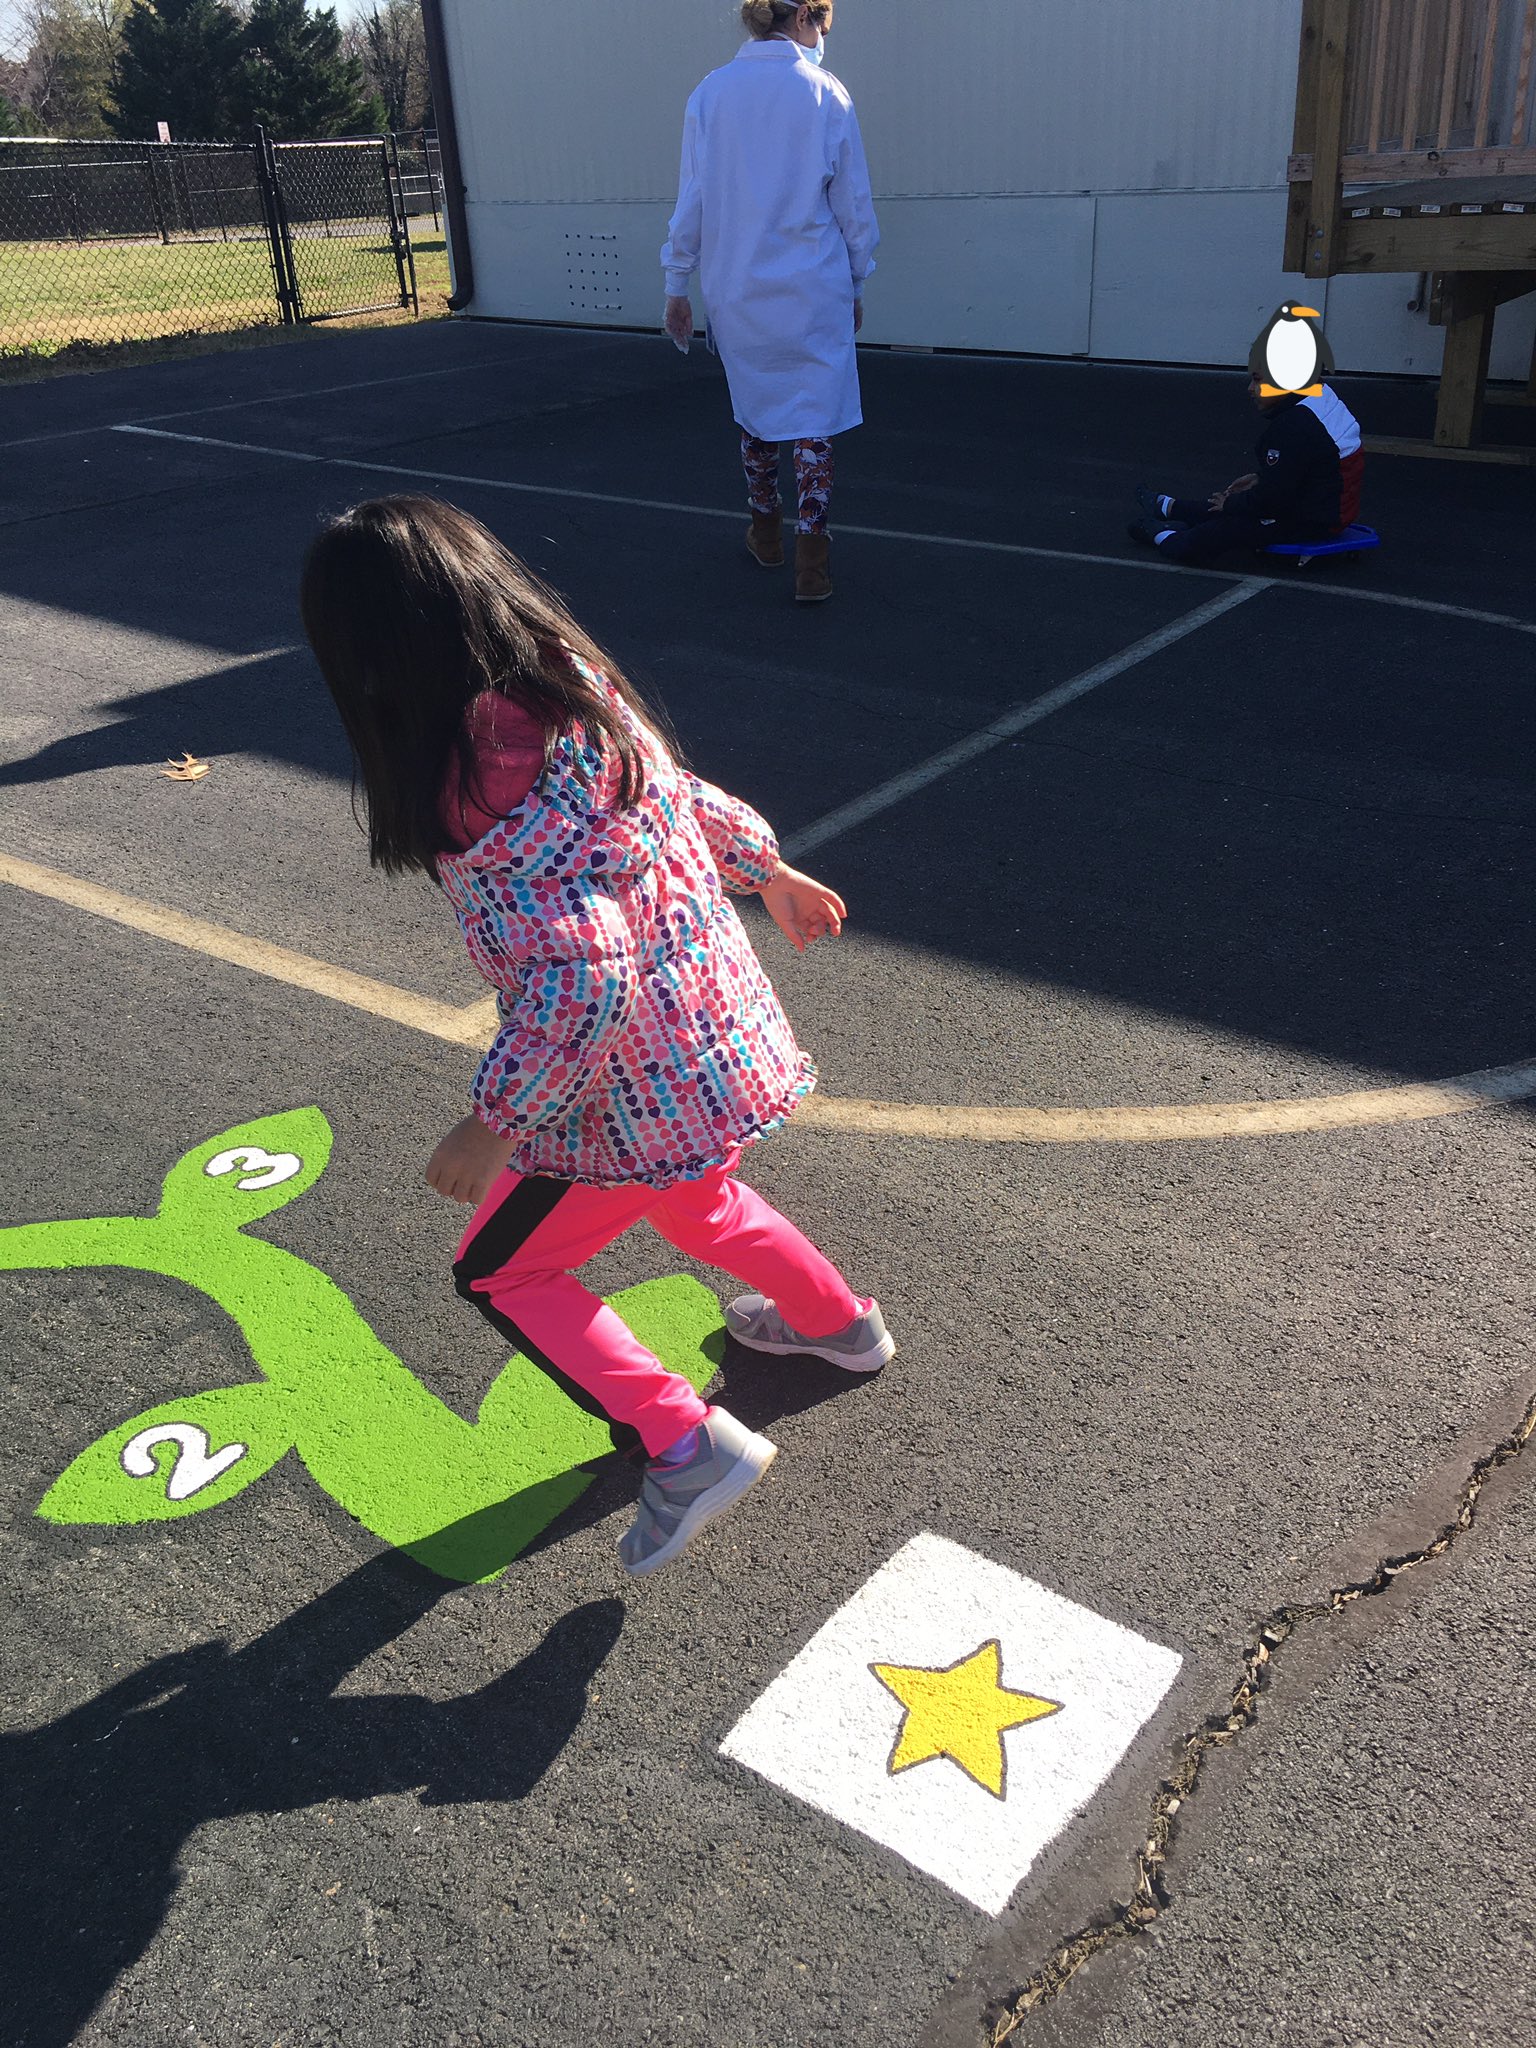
0 1345 865 2046
515 1336 878 1565
0 1554 623 2048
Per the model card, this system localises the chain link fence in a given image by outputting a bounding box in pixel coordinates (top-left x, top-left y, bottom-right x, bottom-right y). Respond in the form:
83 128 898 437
266 136 415 323
0 130 427 373
393 128 444 231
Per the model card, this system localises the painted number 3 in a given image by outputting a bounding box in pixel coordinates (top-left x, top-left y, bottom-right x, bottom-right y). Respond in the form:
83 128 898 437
121 1424 249 1500
203 1146 303 1191
110 1146 302 1500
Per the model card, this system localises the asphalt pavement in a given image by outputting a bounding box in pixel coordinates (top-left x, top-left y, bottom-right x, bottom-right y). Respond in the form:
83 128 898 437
2 319 1534 2048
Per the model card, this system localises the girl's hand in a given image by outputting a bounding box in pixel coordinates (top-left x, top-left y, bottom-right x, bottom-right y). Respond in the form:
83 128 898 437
664 296 694 346
427 1115 516 1207
758 864 847 953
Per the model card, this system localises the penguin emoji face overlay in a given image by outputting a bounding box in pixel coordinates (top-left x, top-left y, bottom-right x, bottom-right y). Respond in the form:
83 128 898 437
1249 302 1335 399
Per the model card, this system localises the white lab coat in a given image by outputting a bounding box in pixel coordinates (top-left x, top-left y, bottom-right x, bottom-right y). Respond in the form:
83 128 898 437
662 39 880 443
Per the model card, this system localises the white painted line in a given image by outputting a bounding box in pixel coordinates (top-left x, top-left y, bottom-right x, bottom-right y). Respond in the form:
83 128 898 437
720 1532 1183 1915
120 422 1203 572
1279 580 1536 637
125 353 537 427
0 853 489 1046
111 424 786 525
114 425 327 465
782 583 1266 860
0 334 1236 455
0 423 137 454
0 592 299 678
106 424 1536 639
0 354 535 454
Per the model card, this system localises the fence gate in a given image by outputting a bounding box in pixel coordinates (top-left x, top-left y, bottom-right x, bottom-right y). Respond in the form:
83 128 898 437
262 132 416 325
0 131 417 368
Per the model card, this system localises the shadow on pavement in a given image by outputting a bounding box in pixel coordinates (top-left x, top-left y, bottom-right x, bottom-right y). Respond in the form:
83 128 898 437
2 336 1533 1085
0 1555 624 2048
514 1339 880 1567
0 649 347 790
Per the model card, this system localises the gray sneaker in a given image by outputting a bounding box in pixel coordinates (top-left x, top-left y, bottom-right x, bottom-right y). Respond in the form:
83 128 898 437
617 1406 777 1578
725 1294 895 1373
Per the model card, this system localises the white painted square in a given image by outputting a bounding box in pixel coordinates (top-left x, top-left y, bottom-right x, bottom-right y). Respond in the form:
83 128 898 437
721 1532 1183 1914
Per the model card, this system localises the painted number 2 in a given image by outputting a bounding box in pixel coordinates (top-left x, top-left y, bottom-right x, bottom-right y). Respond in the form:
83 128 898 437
204 1146 303 1191
121 1424 249 1501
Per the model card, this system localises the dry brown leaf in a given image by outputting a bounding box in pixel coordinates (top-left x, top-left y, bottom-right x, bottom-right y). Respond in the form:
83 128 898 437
162 752 210 782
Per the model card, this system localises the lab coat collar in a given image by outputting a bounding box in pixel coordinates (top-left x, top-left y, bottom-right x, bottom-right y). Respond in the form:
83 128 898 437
734 37 808 60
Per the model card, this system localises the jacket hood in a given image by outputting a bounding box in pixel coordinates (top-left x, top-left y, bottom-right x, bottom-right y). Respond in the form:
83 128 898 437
436 702 681 887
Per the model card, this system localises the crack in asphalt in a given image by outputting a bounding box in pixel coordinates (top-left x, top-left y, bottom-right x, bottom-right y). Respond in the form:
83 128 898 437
987 1384 1536 2044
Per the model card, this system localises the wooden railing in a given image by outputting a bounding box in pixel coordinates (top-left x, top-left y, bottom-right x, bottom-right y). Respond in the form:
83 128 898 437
1290 0 1536 181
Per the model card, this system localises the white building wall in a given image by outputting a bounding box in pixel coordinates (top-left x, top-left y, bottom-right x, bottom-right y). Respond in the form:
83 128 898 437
440 0 1536 380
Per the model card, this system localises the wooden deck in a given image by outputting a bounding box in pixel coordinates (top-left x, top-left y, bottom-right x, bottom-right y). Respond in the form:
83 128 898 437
1287 0 1536 448
1344 173 1536 211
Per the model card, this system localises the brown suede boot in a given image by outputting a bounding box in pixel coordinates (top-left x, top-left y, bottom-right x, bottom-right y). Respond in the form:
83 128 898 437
795 531 832 604
746 510 784 568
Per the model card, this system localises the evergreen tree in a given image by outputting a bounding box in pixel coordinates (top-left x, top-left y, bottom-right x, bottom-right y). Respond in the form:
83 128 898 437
106 0 245 139
237 0 383 140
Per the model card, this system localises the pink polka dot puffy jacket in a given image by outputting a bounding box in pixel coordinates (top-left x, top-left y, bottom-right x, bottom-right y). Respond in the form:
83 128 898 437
434 667 816 1189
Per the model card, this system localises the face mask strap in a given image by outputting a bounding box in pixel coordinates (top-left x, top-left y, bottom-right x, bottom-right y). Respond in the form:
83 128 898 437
770 5 826 44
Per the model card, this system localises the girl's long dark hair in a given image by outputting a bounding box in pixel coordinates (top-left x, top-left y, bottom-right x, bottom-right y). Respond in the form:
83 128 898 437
300 495 673 874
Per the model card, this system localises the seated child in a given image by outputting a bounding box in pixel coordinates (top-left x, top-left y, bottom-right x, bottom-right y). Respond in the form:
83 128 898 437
1129 378 1363 565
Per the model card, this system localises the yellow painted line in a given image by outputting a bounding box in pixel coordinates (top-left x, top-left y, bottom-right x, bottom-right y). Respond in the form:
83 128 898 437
3 852 1534 1142
0 853 491 1048
794 1064 1536 1143
458 994 501 1036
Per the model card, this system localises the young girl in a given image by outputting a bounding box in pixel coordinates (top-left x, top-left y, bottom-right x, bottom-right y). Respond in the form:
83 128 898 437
300 495 893 1576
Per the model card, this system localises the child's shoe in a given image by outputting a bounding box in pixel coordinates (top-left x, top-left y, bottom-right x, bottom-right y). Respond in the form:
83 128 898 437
725 1294 895 1373
618 1406 777 1577
1135 484 1174 526
747 510 785 567
794 532 833 603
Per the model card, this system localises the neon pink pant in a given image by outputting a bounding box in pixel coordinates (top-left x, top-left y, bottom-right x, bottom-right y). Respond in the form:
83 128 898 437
452 1152 860 1458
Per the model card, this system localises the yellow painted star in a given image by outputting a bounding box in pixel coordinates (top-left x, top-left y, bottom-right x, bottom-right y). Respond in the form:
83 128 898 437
870 1639 1061 1799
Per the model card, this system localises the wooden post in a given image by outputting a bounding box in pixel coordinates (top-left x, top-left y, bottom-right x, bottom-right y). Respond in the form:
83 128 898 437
1367 0 1393 150
1473 0 1500 146
1286 0 1326 271
1434 272 1497 444
1402 0 1430 148
1305 0 1356 278
1438 0 1466 148
1513 0 1536 147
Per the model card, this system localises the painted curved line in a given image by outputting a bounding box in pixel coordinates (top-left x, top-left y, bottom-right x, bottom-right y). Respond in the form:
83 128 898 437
796 1056 1536 1144
3 855 1530 1149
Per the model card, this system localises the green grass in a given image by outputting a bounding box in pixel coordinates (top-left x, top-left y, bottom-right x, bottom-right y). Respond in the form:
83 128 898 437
0 229 452 375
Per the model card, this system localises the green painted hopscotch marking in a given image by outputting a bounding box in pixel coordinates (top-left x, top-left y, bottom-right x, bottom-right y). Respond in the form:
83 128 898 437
0 1108 721 1582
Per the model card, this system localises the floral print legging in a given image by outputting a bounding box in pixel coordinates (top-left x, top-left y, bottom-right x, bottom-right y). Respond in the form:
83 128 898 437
741 433 835 536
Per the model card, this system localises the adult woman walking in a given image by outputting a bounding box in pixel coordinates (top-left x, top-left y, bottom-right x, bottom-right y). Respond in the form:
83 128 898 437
662 1 879 605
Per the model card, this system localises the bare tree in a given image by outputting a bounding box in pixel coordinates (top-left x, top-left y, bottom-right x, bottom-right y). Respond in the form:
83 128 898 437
9 0 126 134
349 0 427 133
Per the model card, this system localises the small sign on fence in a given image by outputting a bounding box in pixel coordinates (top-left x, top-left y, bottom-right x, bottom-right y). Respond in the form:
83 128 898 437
156 122 171 143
